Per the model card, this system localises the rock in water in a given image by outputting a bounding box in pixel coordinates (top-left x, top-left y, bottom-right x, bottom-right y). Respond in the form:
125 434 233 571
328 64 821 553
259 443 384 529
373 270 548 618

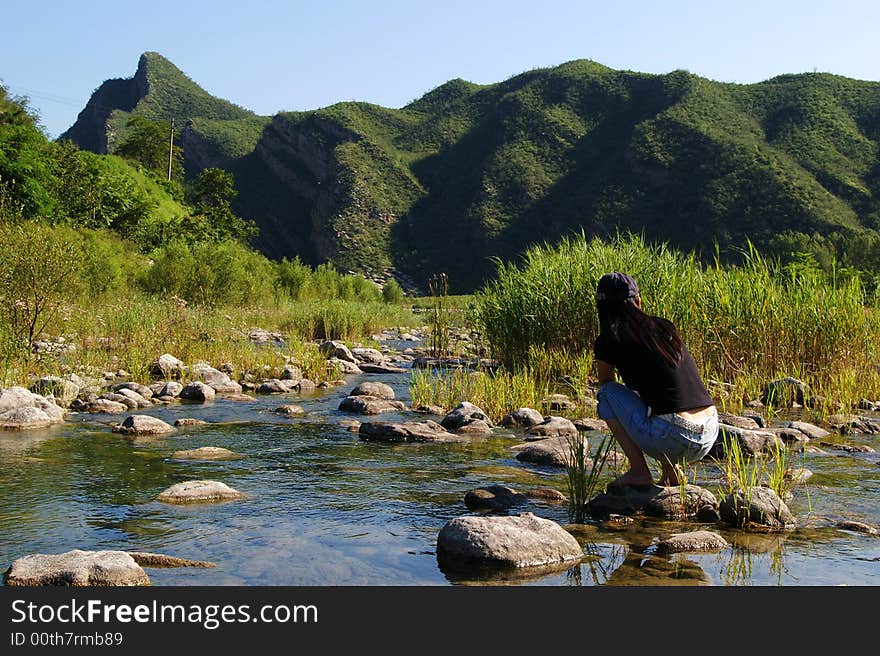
171 447 241 460
718 486 796 529
179 382 216 402
112 415 175 435
156 480 245 504
655 531 730 554
436 513 583 568
358 420 465 443
349 381 395 400
464 485 528 512
4 549 150 586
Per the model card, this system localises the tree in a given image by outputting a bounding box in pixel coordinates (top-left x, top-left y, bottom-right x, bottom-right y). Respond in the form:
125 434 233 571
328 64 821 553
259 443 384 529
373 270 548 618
190 167 257 242
114 115 183 185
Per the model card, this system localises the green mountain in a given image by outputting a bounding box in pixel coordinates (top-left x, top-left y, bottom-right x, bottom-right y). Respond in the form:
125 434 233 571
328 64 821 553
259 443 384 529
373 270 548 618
62 54 880 292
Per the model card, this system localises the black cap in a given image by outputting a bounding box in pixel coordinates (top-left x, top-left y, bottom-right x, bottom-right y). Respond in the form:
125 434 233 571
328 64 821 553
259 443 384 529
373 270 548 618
596 272 639 303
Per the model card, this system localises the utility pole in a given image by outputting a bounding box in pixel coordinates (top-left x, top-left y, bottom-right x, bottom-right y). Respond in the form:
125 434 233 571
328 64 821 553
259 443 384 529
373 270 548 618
167 118 174 182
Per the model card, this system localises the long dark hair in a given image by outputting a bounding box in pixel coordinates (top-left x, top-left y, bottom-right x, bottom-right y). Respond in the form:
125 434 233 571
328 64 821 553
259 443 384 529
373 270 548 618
597 297 684 367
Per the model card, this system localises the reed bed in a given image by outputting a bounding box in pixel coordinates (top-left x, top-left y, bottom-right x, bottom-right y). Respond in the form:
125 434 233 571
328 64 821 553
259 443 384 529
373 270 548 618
474 233 880 414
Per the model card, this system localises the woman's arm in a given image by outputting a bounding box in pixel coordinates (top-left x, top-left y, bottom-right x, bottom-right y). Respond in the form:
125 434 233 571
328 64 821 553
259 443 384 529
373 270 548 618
596 359 616 385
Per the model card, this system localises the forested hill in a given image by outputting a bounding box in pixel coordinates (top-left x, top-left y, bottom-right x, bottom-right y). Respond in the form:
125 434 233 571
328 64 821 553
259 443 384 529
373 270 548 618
62 54 880 292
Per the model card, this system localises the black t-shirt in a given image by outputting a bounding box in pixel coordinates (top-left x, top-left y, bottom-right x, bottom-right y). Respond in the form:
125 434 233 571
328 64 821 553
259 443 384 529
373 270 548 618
593 330 714 415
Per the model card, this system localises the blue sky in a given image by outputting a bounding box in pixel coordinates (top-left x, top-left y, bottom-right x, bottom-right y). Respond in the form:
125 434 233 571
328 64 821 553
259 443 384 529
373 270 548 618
3 0 879 138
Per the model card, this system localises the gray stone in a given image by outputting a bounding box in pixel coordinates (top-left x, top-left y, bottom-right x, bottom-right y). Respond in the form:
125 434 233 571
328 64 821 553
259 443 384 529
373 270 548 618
512 436 581 468
412 404 445 416
349 381 395 400
99 392 138 409
499 407 544 428
319 340 357 363
761 377 811 407
824 414 879 435
769 427 811 444
295 379 316 392
30 376 79 405
0 386 40 413
85 399 128 414
542 394 576 411
464 485 528 512
156 480 245 504
114 388 152 408
114 382 154 400
709 424 785 457
171 447 241 461
158 381 183 398
441 402 494 435
525 416 579 440
189 362 242 394
274 404 304 416
338 395 407 415
112 415 175 435
255 378 296 394
718 412 761 430
358 363 407 374
4 550 150 586
785 421 829 440
718 486 796 529
655 530 729 554
174 418 207 427
179 381 216 402
436 513 584 568
588 484 720 522
574 417 608 432
281 365 302 380
127 552 216 568
150 353 185 379
358 420 464 443
523 487 567 503
350 347 386 364
0 406 57 431
327 358 363 374
836 520 879 535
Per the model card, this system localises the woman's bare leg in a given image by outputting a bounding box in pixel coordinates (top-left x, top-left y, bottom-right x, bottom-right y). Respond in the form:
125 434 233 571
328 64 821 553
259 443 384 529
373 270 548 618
604 418 654 487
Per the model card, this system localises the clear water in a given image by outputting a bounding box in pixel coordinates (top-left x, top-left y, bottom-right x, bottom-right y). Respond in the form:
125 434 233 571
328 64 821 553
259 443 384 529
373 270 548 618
2 361 878 586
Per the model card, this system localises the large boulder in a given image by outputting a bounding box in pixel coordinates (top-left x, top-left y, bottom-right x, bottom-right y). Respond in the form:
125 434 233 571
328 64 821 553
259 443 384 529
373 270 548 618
156 480 245 504
85 399 128 414
4 550 150 586
112 415 175 436
441 402 494 435
718 486 796 529
525 416 579 440
327 358 363 374
179 381 216 403
349 381 395 400
0 386 66 430
499 407 544 429
350 347 387 365
358 362 407 374
358 420 465 443
339 396 407 415
436 513 584 568
588 484 721 522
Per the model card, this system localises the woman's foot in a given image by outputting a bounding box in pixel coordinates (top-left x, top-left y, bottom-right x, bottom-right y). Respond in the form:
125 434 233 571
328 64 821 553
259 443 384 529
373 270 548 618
607 470 654 489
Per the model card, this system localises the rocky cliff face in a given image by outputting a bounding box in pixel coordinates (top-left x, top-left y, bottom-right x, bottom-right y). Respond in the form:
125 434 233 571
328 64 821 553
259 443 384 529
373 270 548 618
60 57 149 152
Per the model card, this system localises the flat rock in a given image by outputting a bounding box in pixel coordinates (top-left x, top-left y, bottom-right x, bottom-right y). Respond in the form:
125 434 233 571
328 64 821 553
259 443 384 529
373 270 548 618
338 395 407 415
349 381 395 400
350 347 387 364
85 399 129 414
588 484 720 522
358 363 407 374
156 480 245 504
718 412 762 430
275 404 304 415
785 420 829 440
512 436 580 468
224 393 257 402
709 424 785 457
499 407 544 428
0 406 59 431
114 382 154 400
464 485 528 512
358 420 465 443
174 418 207 427
525 416 579 440
112 415 175 435
179 382 216 402
127 552 216 568
523 487 567 503
256 379 297 394
99 392 138 409
171 447 241 460
4 549 150 586
114 388 152 408
769 427 811 444
574 417 608 432
835 520 879 535
412 404 445 415
436 513 584 568
655 530 729 554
